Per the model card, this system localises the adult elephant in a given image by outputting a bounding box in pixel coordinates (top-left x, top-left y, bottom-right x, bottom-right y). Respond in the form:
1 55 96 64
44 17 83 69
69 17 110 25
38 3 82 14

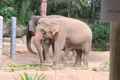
36 15 92 66
26 15 54 63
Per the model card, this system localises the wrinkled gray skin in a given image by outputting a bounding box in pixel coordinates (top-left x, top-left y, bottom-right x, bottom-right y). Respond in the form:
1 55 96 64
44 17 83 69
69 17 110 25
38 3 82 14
26 16 40 55
26 16 55 63
26 16 45 63
36 15 92 66
27 15 66 63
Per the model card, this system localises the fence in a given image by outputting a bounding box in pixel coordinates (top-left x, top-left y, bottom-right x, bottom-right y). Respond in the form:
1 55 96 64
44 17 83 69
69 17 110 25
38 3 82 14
0 16 16 62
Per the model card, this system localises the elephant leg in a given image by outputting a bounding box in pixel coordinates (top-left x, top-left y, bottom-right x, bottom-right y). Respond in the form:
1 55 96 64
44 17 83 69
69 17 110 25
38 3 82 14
74 49 82 66
82 41 91 66
82 50 89 66
51 41 55 56
53 33 66 65
62 48 70 64
42 46 46 61
33 34 44 64
42 43 51 63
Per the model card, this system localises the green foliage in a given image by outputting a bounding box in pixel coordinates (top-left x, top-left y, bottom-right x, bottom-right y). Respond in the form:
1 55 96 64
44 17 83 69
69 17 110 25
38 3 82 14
0 0 109 50
90 21 110 51
19 72 47 80
0 0 16 23
48 0 92 19
0 0 40 25
0 0 101 25
47 0 101 21
13 0 32 25
7 64 50 72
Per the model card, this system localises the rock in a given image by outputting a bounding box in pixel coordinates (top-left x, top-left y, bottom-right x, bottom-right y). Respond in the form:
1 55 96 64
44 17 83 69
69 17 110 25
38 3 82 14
3 24 26 38
16 25 26 38
3 24 10 37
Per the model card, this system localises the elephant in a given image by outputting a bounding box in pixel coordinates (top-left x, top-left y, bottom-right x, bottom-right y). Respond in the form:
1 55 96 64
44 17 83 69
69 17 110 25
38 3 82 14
26 15 54 63
36 15 92 66
26 15 40 55
26 15 61 55
26 15 45 63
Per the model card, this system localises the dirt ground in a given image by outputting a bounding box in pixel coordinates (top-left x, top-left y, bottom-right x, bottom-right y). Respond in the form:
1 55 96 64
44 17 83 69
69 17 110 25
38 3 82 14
0 69 109 80
0 37 109 80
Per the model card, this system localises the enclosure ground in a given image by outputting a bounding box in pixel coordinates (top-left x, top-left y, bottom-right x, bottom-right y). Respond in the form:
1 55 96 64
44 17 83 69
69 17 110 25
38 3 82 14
0 69 109 80
0 38 110 80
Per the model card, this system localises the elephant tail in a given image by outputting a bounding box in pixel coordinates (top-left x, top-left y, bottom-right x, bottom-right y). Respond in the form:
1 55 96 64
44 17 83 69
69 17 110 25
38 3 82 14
26 25 36 55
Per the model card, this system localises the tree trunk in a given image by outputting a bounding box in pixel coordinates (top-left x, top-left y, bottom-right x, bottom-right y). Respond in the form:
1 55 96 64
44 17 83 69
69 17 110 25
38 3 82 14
110 23 120 80
40 0 47 16
31 0 34 14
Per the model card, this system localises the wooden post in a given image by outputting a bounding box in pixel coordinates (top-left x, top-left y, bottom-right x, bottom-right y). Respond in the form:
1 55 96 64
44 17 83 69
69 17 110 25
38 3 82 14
0 16 3 64
10 17 16 60
110 22 120 80
40 0 47 16
101 0 120 79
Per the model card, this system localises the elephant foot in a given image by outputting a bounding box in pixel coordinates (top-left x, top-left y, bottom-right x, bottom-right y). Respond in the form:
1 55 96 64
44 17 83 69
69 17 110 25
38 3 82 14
74 60 82 66
83 61 88 67
73 63 88 70
52 60 56 65
82 60 88 69
44 59 53 65
82 62 88 69
73 61 88 70
81 65 89 70
73 63 81 67
52 60 64 69
51 63 64 70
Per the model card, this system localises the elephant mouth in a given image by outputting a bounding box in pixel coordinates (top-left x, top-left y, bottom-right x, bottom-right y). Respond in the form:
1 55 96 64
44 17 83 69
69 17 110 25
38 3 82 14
31 32 35 36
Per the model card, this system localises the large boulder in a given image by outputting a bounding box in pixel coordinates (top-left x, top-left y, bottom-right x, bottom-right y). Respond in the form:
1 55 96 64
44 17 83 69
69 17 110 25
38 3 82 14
3 24 10 37
16 25 26 38
3 24 26 38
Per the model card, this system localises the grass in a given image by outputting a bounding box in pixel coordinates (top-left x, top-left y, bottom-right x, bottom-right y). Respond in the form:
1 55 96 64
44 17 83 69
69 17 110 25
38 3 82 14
18 72 47 80
2 64 51 72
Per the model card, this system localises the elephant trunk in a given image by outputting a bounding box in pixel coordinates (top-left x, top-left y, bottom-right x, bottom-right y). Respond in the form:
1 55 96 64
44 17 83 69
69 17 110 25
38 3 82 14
26 25 36 54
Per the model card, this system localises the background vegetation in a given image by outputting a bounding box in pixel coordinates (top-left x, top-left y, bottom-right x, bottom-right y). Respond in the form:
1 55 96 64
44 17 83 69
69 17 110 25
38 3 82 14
0 0 110 51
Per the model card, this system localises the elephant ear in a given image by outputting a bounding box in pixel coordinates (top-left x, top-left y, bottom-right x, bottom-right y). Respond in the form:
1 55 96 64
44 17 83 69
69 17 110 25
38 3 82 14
28 16 41 32
32 16 41 25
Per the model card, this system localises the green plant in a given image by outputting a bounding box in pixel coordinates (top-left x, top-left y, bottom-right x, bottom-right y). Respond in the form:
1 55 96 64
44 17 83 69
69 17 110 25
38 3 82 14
0 0 16 24
0 0 101 26
7 64 50 72
90 21 110 51
7 63 17 72
19 72 47 80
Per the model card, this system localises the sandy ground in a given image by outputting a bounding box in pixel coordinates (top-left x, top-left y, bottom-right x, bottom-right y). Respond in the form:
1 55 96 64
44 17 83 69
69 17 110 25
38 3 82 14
0 69 109 80
0 37 109 80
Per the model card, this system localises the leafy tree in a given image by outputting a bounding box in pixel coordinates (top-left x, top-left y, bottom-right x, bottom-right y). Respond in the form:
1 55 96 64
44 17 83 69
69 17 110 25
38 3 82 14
0 0 101 25
0 0 110 50
48 0 91 19
91 21 110 51
0 0 16 23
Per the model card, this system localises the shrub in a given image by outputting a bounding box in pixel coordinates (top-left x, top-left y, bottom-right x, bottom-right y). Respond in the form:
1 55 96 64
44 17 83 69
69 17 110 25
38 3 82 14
19 72 47 80
90 21 110 51
0 0 16 24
